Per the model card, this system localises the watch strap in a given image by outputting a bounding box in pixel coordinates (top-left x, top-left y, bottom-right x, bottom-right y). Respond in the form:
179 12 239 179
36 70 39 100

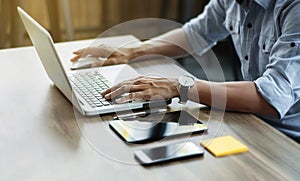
179 85 189 104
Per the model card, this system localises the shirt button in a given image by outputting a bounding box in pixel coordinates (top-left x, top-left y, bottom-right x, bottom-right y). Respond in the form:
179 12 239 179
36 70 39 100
290 42 296 47
229 26 233 31
262 44 266 50
245 55 249 61
247 22 252 28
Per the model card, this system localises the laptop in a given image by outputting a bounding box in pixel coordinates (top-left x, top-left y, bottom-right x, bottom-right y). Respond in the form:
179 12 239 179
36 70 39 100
17 7 169 116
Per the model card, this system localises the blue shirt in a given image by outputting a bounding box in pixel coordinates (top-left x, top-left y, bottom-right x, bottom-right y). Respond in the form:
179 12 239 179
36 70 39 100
183 0 300 140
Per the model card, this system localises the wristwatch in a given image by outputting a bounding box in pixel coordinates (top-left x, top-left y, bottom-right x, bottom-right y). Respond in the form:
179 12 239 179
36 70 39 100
178 75 195 104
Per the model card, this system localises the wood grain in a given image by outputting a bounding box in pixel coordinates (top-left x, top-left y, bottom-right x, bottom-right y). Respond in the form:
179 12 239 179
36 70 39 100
0 38 299 181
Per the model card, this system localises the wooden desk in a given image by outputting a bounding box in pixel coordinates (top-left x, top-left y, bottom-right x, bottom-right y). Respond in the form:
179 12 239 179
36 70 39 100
0 36 299 181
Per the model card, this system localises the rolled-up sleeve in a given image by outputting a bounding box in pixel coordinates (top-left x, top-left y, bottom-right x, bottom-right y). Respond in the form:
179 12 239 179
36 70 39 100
254 2 300 118
255 55 300 118
182 0 230 56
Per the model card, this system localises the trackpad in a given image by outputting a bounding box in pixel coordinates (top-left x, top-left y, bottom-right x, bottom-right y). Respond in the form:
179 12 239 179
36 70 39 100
98 64 140 85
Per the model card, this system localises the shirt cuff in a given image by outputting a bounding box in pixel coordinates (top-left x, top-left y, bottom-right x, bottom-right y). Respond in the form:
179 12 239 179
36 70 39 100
254 69 295 119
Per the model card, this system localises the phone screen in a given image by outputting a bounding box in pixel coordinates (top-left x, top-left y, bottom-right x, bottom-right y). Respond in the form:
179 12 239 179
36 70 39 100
134 142 204 165
135 109 199 125
109 110 208 143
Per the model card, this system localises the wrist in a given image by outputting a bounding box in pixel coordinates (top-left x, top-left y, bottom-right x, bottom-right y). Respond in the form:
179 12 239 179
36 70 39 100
127 43 150 62
171 78 180 98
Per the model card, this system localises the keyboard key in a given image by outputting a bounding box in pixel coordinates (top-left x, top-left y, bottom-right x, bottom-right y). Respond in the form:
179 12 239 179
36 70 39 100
69 72 110 108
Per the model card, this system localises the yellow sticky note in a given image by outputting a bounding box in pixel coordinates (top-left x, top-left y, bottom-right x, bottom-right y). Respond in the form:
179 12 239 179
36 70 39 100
200 136 248 157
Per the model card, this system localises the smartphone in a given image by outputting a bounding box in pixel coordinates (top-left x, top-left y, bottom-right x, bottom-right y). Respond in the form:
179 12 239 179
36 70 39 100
109 110 208 143
134 142 204 165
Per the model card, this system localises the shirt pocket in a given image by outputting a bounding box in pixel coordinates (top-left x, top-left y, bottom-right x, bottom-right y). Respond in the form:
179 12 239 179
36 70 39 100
271 35 300 59
258 36 276 55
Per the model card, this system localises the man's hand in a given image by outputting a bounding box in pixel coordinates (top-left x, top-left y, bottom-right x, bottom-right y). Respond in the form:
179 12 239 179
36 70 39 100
70 45 132 67
101 76 179 103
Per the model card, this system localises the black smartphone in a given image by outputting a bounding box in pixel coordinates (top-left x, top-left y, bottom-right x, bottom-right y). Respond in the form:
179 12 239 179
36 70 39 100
134 142 204 165
109 110 208 143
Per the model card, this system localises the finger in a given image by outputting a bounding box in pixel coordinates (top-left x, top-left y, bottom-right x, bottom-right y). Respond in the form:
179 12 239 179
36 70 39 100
101 79 134 98
127 84 150 92
72 48 85 55
104 85 133 100
101 83 125 99
101 87 113 97
116 89 171 103
106 84 149 100
102 77 148 98
70 54 82 62
101 77 147 98
115 92 145 103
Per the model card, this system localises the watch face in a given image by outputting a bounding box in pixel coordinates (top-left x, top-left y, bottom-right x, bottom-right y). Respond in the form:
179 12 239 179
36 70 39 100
179 76 195 87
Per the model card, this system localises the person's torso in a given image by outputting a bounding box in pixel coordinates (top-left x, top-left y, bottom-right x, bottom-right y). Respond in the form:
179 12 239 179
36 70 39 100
223 0 281 81
223 0 300 139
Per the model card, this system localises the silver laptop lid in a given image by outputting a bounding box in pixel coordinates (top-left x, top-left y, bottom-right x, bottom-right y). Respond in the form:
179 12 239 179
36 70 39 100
18 7 170 116
17 7 73 102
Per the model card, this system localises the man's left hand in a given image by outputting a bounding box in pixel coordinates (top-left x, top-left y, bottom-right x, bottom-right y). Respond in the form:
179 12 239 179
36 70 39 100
101 76 179 103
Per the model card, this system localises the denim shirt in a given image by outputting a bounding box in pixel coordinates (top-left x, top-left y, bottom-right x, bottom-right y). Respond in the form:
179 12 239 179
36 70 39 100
183 0 300 139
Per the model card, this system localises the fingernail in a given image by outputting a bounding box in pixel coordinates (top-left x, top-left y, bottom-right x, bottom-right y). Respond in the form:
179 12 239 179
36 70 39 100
98 57 107 61
115 98 122 103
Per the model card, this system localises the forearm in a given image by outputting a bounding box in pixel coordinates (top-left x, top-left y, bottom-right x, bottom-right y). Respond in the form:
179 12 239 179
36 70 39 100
189 80 279 119
128 28 192 61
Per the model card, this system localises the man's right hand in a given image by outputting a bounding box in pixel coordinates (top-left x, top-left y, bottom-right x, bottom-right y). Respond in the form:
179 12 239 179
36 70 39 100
70 44 133 68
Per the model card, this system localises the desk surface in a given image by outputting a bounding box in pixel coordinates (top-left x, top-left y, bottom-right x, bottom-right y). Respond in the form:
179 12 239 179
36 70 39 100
0 36 299 181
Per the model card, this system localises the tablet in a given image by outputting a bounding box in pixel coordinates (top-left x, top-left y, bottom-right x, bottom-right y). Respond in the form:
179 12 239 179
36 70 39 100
109 110 208 143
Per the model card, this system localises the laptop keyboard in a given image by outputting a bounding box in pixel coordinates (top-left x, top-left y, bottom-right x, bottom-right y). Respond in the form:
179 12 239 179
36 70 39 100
69 71 111 108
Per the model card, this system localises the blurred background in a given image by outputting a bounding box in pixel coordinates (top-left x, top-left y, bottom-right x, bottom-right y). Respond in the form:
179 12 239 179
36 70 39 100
1 0 210 47
0 0 241 81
